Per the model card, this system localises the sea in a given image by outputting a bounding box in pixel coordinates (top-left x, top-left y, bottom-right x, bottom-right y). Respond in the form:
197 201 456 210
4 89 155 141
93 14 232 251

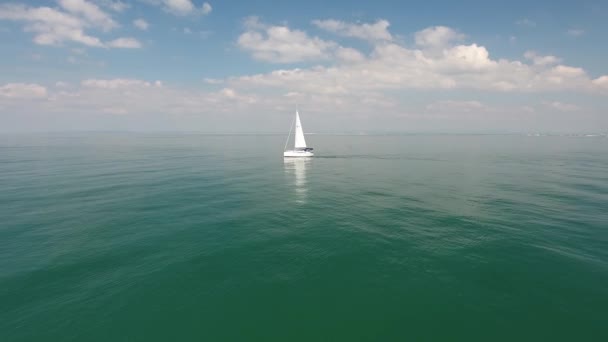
1 132 607 341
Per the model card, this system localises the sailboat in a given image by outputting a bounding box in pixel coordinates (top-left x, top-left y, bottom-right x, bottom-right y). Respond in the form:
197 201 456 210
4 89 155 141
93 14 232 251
284 110 314 157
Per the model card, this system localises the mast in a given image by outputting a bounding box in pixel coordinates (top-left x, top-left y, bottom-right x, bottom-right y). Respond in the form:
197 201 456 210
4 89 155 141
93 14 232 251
283 112 296 152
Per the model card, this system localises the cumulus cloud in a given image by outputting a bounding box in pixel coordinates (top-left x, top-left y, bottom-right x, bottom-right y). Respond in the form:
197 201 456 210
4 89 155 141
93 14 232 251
592 75 608 89
1 73 604 133
524 51 561 66
543 101 580 112
98 0 129 12
0 79 266 128
237 17 337 63
0 83 48 99
58 0 117 31
106 37 142 48
162 0 194 15
312 19 392 42
201 2 212 15
415 26 465 49
2 18 607 132
82 78 162 89
133 18 149 30
1 79 394 131
0 1 141 48
0 3 103 47
230 21 608 98
335 47 365 63
160 0 212 16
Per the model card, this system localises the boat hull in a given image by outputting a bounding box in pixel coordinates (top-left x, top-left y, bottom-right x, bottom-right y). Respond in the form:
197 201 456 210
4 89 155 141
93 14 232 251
284 150 314 157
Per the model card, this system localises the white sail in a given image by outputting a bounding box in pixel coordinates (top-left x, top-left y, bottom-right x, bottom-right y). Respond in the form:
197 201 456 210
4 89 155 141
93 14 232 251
294 111 307 148
283 109 313 157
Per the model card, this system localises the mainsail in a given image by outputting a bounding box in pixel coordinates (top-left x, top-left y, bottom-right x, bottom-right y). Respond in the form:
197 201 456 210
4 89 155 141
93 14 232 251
294 111 307 148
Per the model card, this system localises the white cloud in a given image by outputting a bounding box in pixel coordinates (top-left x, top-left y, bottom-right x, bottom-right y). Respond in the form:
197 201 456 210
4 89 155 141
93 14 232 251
237 17 336 63
202 2 212 15
58 0 117 31
162 0 194 15
335 47 365 63
2 79 266 128
524 51 561 66
543 101 580 112
0 4 80 26
82 78 161 88
544 65 586 87
439 43 496 71
2 19 607 132
107 37 142 48
163 0 194 15
98 0 129 12
204 78 223 84
592 76 608 89
312 19 392 42
229 21 608 97
183 27 192 34
1 73 604 133
160 0 212 16
0 83 47 99
566 28 584 37
2 78 392 129
0 2 138 48
133 18 149 30
0 3 104 47
243 15 265 30
32 27 103 47
415 26 465 49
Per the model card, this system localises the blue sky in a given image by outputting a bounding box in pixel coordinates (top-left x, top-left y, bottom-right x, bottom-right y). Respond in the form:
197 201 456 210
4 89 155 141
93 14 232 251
1 0 607 132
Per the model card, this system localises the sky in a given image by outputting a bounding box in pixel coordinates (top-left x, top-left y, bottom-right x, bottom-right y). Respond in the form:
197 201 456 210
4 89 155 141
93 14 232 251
0 0 607 133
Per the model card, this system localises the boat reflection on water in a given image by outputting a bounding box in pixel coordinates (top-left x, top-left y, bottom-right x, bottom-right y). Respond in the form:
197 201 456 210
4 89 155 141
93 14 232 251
283 157 311 204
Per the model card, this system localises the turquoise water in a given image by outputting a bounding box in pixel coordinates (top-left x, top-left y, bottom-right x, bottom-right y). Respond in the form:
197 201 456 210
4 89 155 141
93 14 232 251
1 133 607 341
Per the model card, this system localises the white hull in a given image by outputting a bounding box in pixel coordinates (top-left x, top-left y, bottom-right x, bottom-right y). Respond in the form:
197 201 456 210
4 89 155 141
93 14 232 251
284 150 314 157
